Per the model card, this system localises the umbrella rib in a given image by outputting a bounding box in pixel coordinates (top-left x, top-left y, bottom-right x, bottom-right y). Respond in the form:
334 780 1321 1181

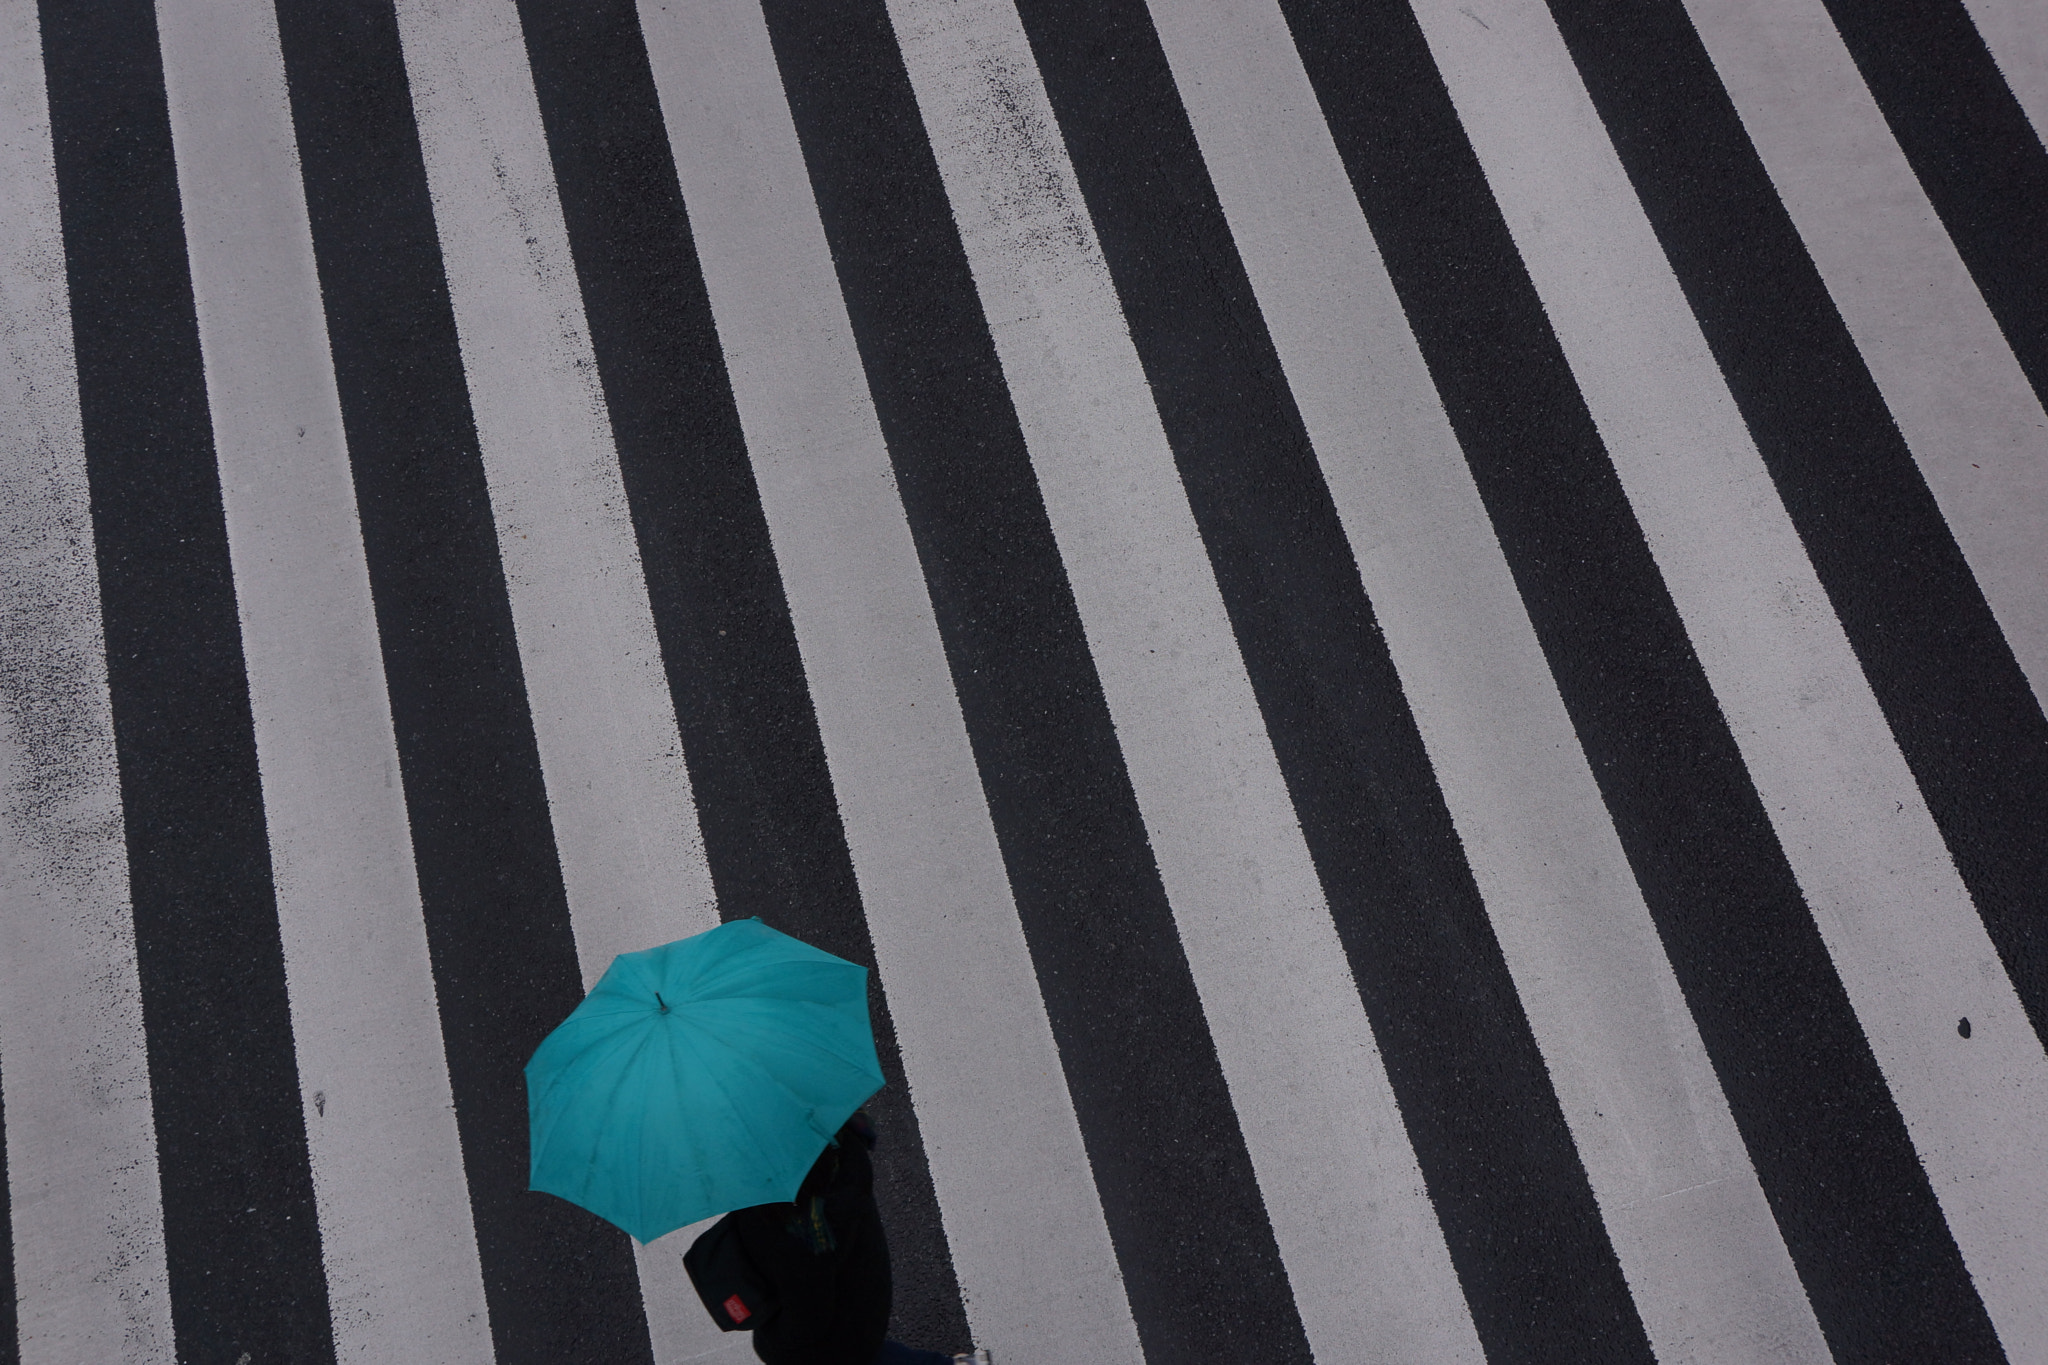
689 1023 825 1206
531 1017 666 1191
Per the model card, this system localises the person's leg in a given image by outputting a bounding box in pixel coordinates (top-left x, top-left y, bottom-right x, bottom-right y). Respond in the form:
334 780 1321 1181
835 1200 893 1364
854 1230 960 1365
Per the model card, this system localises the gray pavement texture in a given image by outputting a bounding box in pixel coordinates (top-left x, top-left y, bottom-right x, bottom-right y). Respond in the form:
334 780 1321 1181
2 0 2045 1362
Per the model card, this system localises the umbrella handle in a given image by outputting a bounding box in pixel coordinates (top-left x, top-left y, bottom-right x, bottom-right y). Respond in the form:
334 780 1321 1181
655 992 669 1014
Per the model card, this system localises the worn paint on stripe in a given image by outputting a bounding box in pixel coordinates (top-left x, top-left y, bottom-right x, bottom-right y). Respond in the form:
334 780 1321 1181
1961 0 2048 143
39 1 337 1356
0 5 173 1356
637 1 1140 1359
1408 0 2048 1355
883 0 1488 1358
267 2 655 1357
153 0 494 1356
762 0 1323 1357
1820 0 2048 413
1276 0 2002 1354
504 0 970 1348
381 1 720 1353
1146 0 1831 1358
388 0 714 985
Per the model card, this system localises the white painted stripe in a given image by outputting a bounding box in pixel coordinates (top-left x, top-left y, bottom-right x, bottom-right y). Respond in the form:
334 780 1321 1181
883 3 1481 1360
385 1 722 1357
636 1 1141 1360
0 6 175 1360
1409 0 2048 1356
1962 0 2048 148
1685 0 2048 712
152 1 493 1358
1141 2 1834 1359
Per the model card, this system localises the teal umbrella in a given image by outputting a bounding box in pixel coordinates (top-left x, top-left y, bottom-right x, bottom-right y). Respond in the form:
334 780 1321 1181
525 918 885 1244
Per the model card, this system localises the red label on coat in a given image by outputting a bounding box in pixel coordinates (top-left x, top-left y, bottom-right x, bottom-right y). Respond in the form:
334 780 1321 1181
723 1294 751 1324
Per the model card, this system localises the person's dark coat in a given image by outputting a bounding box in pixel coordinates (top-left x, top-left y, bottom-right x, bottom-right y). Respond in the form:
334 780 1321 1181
731 1114 890 1365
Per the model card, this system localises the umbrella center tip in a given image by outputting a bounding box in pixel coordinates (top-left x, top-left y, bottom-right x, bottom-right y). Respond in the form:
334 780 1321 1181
655 991 670 1014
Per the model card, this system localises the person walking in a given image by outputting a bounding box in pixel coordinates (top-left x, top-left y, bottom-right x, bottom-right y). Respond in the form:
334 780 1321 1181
523 920 986 1365
727 1111 972 1365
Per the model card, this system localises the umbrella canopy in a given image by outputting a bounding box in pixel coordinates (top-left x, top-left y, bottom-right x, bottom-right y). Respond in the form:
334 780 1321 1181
525 918 885 1243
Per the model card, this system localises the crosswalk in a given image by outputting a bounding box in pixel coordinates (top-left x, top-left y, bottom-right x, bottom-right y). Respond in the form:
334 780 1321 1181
2 0 2043 1360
